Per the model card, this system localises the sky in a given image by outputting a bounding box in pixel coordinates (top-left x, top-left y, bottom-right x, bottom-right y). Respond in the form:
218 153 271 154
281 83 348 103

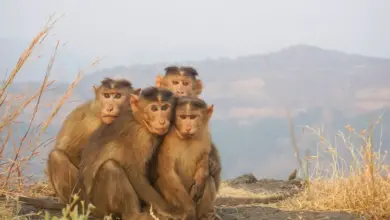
1 0 390 70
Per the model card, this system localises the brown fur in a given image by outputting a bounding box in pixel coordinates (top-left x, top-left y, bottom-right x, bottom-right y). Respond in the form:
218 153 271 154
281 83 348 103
154 97 221 220
47 78 137 204
155 66 222 192
78 87 185 219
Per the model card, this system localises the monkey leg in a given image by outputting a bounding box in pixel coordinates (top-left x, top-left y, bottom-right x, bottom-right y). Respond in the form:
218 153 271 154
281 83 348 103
89 160 153 220
196 177 221 220
47 150 80 204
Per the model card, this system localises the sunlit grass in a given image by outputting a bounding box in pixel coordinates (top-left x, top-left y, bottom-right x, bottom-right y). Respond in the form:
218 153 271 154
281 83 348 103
280 115 390 219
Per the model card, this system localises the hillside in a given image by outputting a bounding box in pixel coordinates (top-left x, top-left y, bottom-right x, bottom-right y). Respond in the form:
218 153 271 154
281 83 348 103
3 44 390 180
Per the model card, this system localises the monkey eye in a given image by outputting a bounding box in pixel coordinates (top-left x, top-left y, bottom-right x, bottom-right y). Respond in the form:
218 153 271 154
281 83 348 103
172 80 179 85
114 93 122 99
189 115 197 120
161 104 169 111
179 115 187 120
150 105 158 112
103 93 110 98
182 81 189 86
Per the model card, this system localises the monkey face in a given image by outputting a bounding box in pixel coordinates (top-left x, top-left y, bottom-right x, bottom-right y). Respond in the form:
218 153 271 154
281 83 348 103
158 75 195 97
98 89 130 124
141 102 173 135
174 103 214 139
175 114 202 138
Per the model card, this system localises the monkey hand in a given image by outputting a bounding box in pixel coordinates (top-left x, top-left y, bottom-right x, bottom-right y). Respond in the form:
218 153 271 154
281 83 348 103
189 181 206 203
209 159 220 177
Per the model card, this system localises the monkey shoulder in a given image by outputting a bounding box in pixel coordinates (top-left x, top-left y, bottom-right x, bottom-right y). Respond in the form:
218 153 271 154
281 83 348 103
65 101 94 121
159 133 182 156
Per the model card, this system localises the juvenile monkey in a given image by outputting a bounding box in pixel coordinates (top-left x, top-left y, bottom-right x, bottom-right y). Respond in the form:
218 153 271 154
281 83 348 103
78 87 185 220
47 78 138 204
155 66 222 191
154 97 221 220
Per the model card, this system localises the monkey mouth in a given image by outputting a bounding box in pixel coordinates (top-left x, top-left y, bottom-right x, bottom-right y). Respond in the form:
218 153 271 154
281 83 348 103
180 131 195 139
143 120 169 135
102 115 118 119
175 93 188 97
101 115 118 124
154 127 168 135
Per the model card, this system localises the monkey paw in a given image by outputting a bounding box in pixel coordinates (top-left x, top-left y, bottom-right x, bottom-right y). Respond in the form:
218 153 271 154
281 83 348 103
189 182 205 203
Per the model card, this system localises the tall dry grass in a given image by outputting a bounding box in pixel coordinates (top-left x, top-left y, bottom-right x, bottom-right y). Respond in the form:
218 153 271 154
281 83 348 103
0 16 102 219
281 113 390 219
0 16 99 196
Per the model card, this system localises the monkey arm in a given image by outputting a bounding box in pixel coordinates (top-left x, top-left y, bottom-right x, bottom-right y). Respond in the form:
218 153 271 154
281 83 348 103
125 167 183 216
194 153 210 185
155 172 195 211
155 150 195 212
190 152 210 202
80 145 110 196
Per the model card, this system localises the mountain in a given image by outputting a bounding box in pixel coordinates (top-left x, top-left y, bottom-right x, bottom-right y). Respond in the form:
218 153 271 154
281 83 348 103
2 44 390 180
0 38 87 82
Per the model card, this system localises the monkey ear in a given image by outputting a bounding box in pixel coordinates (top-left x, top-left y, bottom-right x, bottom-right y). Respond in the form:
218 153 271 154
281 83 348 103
93 85 98 94
206 104 214 119
155 75 164 87
195 79 203 96
130 94 140 111
133 88 141 95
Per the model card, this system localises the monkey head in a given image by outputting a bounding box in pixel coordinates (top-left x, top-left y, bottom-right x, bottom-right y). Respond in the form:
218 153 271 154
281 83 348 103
174 96 213 139
93 78 140 124
130 87 176 135
155 66 203 97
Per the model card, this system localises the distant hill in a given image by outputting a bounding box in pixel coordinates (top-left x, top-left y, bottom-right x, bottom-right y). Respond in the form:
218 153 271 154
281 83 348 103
0 38 86 82
3 44 390 180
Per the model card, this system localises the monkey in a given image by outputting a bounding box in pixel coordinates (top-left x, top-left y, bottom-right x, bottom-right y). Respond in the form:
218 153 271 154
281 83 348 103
47 77 139 204
155 66 222 192
78 87 186 220
155 66 203 97
153 96 221 220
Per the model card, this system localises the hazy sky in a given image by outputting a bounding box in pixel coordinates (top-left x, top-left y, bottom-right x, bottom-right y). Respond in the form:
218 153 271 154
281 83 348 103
1 0 389 68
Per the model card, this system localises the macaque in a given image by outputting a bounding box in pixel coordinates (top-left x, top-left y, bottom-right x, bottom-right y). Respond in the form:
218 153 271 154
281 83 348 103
154 96 221 220
155 66 222 191
78 87 185 220
156 66 203 97
47 78 138 204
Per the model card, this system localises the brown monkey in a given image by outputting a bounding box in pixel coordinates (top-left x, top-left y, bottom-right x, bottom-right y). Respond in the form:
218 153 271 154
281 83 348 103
155 66 222 192
78 87 186 220
154 96 220 220
156 66 203 97
47 77 138 204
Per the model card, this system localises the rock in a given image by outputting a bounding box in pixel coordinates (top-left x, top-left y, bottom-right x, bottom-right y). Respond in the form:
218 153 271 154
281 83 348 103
227 173 258 185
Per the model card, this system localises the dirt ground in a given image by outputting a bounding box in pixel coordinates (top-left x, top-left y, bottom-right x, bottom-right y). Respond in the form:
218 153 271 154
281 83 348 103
3 174 365 220
214 174 363 220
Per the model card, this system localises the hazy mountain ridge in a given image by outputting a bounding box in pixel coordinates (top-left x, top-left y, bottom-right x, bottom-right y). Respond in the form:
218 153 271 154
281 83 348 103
3 44 390 179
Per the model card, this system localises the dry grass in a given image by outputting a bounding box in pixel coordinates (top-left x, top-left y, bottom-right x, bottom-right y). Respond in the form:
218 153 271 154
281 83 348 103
0 16 100 219
280 114 390 219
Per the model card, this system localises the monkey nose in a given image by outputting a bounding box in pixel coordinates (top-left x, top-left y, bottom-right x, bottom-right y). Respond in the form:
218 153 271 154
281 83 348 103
159 120 166 125
185 127 191 132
